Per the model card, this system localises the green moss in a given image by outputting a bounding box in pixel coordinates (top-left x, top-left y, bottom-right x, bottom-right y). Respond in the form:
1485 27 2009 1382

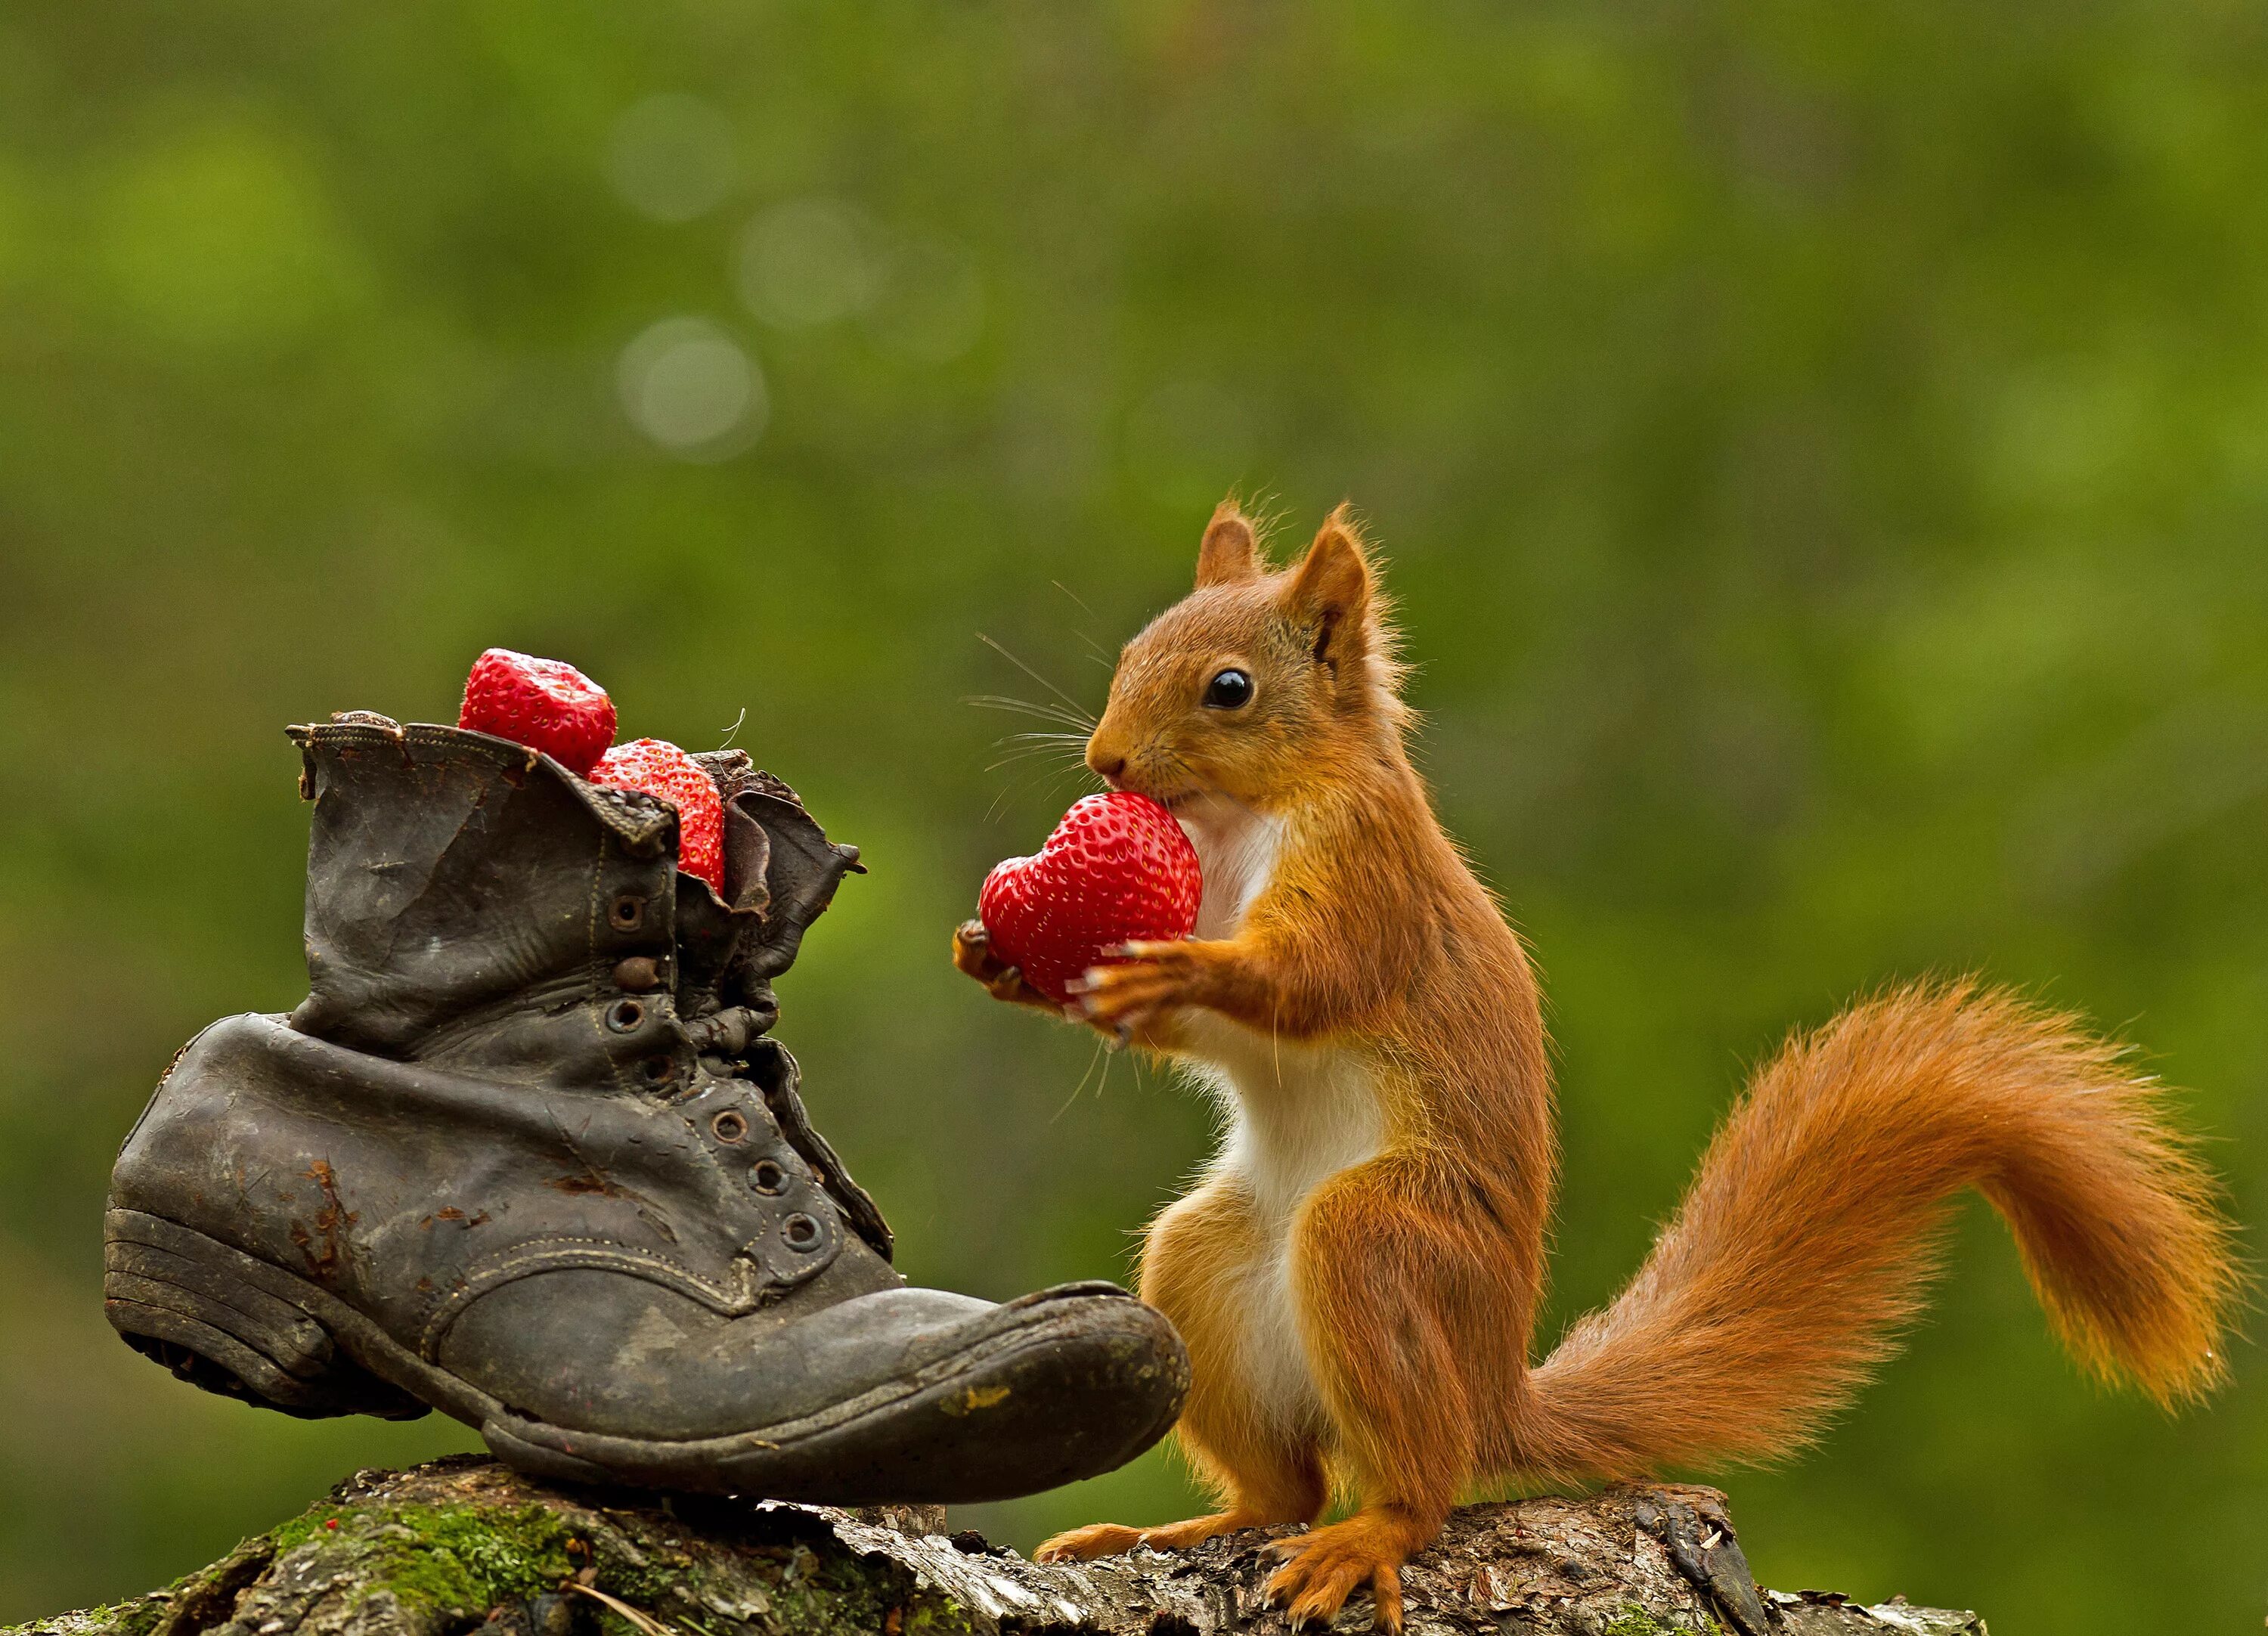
903 1599 974 1636
0 1596 169 1636
258 1492 980 1636
1603 1613 1665 1636
106 1597 168 1636
12 1483 994 1636
1602 1607 1721 1636
269 1501 576 1619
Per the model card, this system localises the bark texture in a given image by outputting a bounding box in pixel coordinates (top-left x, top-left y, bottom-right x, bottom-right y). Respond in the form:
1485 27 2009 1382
6 1457 1983 1636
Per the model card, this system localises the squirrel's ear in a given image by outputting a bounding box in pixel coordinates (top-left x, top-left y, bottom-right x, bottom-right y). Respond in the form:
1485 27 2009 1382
1281 504 1374 675
1194 499 1259 587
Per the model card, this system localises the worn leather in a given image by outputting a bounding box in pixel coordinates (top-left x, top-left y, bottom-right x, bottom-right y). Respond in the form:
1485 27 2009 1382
106 718 1187 1501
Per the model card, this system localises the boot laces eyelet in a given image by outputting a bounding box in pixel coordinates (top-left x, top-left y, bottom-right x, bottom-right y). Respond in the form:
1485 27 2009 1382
711 1111 748 1144
606 998 647 1033
782 1213 820 1248
751 1159 787 1195
609 894 646 931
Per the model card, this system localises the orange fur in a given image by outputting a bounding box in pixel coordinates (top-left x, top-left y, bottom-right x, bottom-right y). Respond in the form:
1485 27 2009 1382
984 502 2241 1629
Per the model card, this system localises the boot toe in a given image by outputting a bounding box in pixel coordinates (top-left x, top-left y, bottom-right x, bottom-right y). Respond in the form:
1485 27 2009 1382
455 1275 1188 1504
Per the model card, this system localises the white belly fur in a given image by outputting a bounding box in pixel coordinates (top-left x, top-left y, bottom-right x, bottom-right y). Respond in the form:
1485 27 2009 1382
1172 798 1386 1436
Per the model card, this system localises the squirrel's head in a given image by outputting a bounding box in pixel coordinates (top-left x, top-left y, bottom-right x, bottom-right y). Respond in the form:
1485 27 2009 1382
1086 499 1407 813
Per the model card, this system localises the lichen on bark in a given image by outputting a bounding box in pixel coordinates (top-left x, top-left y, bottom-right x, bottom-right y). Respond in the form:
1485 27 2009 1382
4 1458 1984 1636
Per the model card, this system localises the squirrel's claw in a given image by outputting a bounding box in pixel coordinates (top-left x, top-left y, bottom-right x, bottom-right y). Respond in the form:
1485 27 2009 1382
951 920 1061 1013
950 919 997 977
1263 1517 1409 1633
1071 945 1204 1034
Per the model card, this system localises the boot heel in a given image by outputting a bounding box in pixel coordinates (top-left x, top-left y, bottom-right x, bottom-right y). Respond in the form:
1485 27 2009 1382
104 1209 426 1421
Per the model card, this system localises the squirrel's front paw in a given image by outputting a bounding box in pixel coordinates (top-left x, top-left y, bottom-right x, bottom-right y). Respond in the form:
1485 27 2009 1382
1068 940 1207 1036
951 920 1064 1013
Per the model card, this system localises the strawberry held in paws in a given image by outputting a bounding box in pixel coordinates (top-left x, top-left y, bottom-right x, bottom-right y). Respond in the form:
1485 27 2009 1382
458 648 618 776
592 738 727 894
978 792 1202 1005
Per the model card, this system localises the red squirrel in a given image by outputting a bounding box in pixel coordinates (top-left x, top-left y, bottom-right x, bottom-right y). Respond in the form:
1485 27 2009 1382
951 500 2239 1631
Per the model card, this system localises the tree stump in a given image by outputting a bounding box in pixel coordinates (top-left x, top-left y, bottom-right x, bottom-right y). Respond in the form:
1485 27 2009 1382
5 1457 1984 1636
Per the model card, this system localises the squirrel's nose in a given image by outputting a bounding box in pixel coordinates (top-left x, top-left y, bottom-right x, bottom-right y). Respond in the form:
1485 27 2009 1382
1088 750 1127 785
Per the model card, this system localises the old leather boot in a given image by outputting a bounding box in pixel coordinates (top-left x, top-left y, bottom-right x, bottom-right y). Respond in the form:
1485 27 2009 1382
104 717 1187 1503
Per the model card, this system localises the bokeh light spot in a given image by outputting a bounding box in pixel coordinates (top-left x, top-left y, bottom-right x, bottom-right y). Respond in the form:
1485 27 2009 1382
615 317 767 459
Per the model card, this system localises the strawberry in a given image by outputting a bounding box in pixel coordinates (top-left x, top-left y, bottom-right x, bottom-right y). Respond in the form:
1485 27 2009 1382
979 792 1203 1005
458 649 617 777
591 738 727 894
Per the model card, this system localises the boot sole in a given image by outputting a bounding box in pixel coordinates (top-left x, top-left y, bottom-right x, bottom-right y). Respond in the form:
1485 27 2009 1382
104 1210 430 1420
104 1209 1185 1502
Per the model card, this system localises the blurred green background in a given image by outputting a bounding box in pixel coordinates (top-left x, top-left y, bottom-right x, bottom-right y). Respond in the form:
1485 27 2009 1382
2 1 2263 1629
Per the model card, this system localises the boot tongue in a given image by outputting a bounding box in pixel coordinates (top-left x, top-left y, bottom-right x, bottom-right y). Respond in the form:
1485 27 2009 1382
721 798 773 916
689 751 863 996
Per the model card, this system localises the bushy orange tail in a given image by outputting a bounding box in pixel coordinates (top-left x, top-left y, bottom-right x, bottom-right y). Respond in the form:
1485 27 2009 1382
1519 981 2241 1480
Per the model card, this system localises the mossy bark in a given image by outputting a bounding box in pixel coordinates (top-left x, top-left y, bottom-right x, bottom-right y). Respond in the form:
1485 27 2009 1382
4 1458 1983 1636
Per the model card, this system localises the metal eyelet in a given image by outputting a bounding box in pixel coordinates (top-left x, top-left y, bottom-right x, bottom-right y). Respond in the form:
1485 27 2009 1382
639 1055 677 1086
782 1213 820 1249
609 894 646 932
751 1160 787 1196
711 1110 748 1145
605 998 646 1033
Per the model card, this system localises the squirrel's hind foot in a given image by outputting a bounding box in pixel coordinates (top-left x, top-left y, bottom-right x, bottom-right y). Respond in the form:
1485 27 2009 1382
1265 1512 1421 1632
1033 1523 1147 1562
1035 1509 1275 1563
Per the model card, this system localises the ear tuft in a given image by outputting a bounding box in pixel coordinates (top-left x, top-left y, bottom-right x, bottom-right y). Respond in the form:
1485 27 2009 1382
1282 504 1374 675
1194 498 1260 587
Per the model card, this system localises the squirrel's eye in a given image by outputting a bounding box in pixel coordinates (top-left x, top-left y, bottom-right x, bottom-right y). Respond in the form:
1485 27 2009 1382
1203 668 1253 710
